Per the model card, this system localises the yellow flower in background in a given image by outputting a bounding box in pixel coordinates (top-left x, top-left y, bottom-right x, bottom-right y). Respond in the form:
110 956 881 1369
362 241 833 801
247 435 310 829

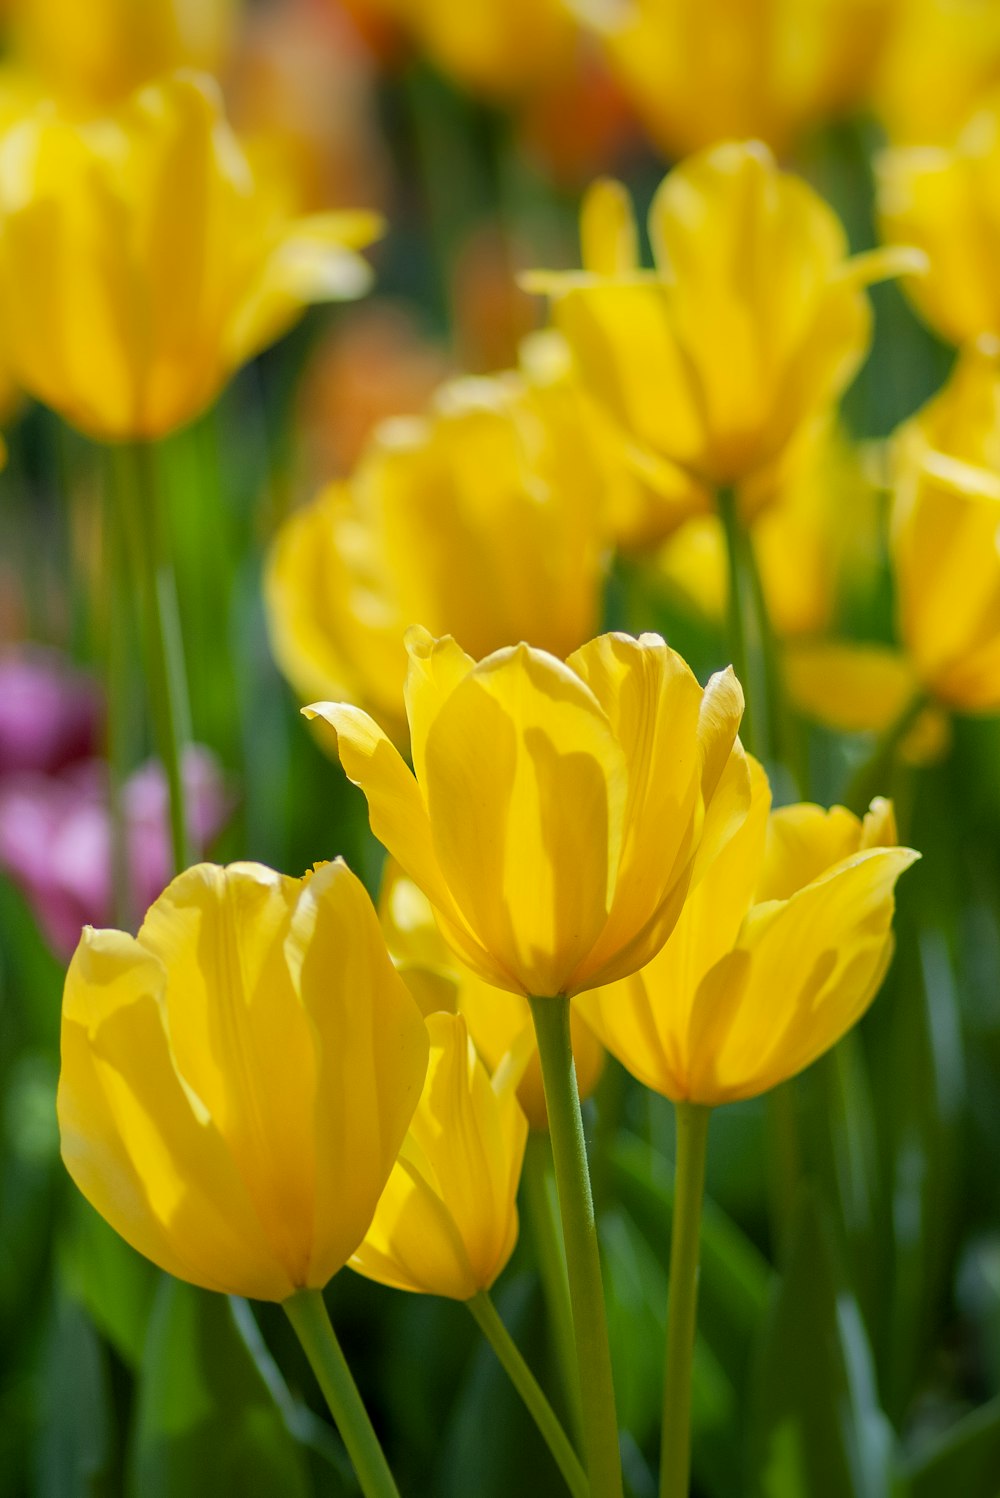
266 370 605 743
350 1013 527 1300
58 859 428 1302
380 860 605 1129
529 144 914 504
891 342 1000 712
574 0 895 158
878 92 1000 345
8 0 235 110
306 627 750 1000
873 0 1000 147
0 72 381 441
361 0 575 97
578 765 918 1106
653 424 882 638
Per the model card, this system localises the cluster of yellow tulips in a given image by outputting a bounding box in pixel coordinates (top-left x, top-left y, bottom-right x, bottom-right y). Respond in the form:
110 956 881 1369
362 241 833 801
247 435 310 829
4 0 1000 1495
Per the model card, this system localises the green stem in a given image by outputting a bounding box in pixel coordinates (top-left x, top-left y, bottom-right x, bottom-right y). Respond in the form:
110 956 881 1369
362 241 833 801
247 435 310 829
284 1289 400 1498
660 1103 711 1498
111 441 192 873
529 994 623 1498
717 485 760 756
104 452 135 928
842 690 927 816
523 1134 583 1442
764 1083 801 1264
468 1291 588 1498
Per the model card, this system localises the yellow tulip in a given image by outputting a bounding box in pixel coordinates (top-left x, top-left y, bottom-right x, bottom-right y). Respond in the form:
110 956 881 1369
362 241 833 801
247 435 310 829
578 765 918 1106
58 859 429 1302
890 342 1000 711
0 72 381 441
9 0 235 109
362 0 574 97
877 92 1000 345
873 0 1000 147
350 1012 527 1300
306 626 751 1000
575 0 895 158
528 144 913 503
266 370 605 743
379 860 605 1129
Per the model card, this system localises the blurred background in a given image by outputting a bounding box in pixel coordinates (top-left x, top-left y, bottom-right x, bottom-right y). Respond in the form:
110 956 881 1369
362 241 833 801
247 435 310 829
4 1 1000 1494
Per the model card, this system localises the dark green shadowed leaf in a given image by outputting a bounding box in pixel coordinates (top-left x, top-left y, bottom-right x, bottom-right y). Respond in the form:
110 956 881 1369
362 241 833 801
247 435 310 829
127 1279 314 1498
902 1395 1000 1498
60 1197 157 1369
747 1188 898 1498
36 1293 117 1498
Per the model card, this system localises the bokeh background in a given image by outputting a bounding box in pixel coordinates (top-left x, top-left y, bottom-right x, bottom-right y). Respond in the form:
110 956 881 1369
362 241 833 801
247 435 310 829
4 1 1000 1494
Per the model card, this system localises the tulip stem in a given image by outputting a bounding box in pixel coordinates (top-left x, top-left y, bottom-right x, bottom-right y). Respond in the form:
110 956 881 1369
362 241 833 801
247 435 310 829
112 440 192 873
660 1102 711 1498
529 994 623 1498
284 1289 401 1498
104 454 135 927
468 1291 589 1498
523 1134 583 1442
843 690 927 816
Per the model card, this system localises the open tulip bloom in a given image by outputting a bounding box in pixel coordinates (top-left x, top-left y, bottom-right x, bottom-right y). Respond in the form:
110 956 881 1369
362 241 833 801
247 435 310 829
58 857 428 1498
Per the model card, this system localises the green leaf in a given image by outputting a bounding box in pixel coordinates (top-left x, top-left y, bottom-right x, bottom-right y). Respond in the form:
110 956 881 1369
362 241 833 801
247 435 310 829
747 1188 897 1498
36 1293 117 1498
127 1278 314 1498
902 1395 1000 1498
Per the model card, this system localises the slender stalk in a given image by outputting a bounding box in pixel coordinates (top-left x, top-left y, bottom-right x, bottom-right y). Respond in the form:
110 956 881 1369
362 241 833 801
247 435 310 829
528 994 623 1498
104 453 134 928
523 1134 583 1442
843 689 926 816
468 1291 588 1498
717 485 761 756
284 1289 400 1498
660 1103 711 1498
111 440 192 873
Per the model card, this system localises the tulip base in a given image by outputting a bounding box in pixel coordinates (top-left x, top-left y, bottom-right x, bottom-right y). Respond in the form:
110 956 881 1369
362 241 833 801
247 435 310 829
660 1102 711 1498
529 993 623 1498
284 1288 400 1498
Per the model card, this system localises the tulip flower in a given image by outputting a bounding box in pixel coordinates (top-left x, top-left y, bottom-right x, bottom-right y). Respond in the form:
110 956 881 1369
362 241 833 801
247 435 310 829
786 340 1000 741
528 143 914 512
891 349 1000 713
308 625 749 1498
573 0 895 158
379 860 605 1129
878 93 1000 346
59 857 428 1301
59 857 427 1498
360 0 574 98
267 371 604 743
577 764 917 1106
872 0 1000 147
351 1011 526 1300
8 0 235 110
306 626 749 1001
578 764 916 1498
0 71 381 442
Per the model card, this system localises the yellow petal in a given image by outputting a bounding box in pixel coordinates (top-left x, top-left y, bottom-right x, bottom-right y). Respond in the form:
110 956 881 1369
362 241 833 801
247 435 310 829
350 1013 527 1300
783 640 920 734
403 627 476 791
422 644 629 997
287 859 430 1287
565 633 709 990
685 847 919 1104
580 177 639 276
59 927 293 1301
